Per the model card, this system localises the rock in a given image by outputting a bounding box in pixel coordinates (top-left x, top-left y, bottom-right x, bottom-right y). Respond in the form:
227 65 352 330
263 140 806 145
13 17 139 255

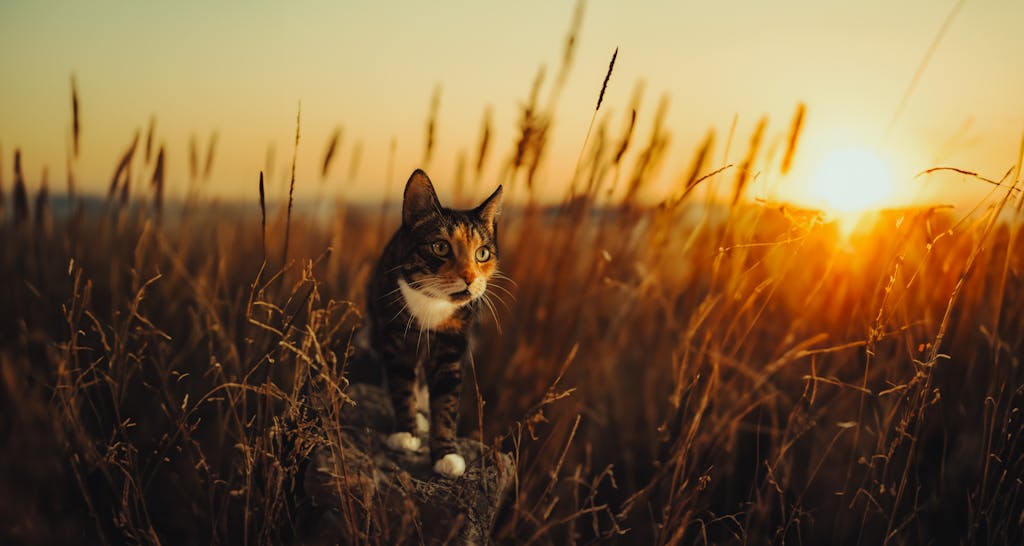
299 383 514 545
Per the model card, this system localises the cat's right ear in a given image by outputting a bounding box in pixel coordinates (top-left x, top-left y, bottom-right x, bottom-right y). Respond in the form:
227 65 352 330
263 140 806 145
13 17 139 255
403 169 441 227
474 185 503 227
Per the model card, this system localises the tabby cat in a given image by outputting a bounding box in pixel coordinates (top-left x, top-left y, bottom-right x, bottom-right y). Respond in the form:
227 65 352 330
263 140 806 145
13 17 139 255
366 169 502 478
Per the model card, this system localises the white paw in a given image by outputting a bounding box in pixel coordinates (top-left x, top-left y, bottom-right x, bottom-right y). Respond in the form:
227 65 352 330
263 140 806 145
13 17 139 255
433 453 466 478
415 413 430 434
385 432 421 452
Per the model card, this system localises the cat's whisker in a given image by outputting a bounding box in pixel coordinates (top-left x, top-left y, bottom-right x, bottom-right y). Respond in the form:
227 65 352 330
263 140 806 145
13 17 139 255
490 272 519 287
390 302 411 323
410 278 447 293
480 293 502 334
404 313 416 339
484 289 512 311
383 278 435 301
386 294 405 307
485 282 516 301
416 322 430 355
402 278 434 289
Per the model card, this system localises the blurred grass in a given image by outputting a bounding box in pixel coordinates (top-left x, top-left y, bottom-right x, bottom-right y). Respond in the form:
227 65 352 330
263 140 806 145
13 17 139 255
2 153 1022 544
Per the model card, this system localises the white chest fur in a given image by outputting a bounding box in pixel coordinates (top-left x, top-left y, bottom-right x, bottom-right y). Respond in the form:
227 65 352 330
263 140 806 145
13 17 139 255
398 279 459 330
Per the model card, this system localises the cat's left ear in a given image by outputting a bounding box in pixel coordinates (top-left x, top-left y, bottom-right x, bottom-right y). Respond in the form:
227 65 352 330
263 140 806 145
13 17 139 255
474 185 503 227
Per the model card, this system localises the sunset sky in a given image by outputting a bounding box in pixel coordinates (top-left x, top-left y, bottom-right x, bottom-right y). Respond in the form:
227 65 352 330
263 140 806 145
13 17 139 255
2 1 1023 210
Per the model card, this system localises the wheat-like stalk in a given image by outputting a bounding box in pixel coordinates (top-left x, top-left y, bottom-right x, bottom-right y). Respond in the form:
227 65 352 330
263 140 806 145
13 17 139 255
321 127 342 180
259 170 267 262
189 134 198 182
731 117 766 205
70 74 80 159
12 148 28 225
424 85 441 168
781 103 805 175
571 46 618 194
0 143 6 221
145 116 156 163
109 131 140 201
151 146 165 220
282 103 301 266
680 130 715 200
203 131 218 180
34 167 50 235
475 107 492 183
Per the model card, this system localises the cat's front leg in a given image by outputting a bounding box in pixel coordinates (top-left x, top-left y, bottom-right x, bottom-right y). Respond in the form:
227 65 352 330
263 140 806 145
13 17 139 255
384 353 421 453
427 338 467 478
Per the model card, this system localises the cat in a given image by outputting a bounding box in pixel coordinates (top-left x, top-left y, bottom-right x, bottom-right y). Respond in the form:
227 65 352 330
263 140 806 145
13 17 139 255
365 169 502 478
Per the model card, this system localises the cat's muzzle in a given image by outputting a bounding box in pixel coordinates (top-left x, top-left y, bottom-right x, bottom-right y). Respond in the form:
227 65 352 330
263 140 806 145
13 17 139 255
449 289 473 303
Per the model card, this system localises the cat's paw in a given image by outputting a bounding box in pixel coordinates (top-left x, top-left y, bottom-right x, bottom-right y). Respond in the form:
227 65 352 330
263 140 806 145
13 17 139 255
385 432 421 452
415 413 430 435
432 453 466 478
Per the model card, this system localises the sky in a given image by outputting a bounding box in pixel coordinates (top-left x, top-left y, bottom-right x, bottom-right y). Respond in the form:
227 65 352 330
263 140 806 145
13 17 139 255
2 1 1023 210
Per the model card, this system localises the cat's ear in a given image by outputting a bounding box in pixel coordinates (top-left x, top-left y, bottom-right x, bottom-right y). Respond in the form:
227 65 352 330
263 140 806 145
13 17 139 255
474 185 503 227
403 169 441 227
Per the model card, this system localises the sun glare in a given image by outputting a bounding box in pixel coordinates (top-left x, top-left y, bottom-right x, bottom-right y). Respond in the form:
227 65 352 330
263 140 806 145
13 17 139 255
809 147 895 215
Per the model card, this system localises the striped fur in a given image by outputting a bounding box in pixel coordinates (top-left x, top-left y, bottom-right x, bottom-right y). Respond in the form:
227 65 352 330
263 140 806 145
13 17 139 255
366 169 502 473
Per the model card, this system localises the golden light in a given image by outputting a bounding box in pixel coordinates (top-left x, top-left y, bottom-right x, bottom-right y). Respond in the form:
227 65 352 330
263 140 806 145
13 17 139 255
808 147 895 215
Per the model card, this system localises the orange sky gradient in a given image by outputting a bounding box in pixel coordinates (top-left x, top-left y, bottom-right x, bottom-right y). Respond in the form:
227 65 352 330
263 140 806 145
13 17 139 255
2 1 1023 211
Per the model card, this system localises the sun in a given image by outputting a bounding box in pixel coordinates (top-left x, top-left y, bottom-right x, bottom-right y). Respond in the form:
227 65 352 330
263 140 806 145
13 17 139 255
808 147 895 215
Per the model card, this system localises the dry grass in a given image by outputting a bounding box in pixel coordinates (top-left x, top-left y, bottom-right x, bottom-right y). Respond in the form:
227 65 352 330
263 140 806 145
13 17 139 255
1 27 1023 546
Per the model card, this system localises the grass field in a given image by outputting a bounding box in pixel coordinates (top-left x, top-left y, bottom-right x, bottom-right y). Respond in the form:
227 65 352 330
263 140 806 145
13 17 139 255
2 53 1023 544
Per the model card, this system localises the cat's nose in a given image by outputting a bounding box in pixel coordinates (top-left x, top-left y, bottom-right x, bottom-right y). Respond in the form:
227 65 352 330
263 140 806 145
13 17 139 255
459 272 474 287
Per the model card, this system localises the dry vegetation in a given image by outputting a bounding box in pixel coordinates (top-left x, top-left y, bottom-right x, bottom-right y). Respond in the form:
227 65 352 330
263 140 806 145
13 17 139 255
2 20 1024 546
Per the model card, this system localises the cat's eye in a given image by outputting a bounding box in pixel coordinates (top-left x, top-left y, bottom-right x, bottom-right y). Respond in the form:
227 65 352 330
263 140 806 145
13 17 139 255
430 240 450 257
475 246 492 262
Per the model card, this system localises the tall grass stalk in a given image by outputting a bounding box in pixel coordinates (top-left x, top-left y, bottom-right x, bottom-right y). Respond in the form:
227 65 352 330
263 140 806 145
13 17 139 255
259 170 267 262
571 46 617 194
13 149 29 225
282 103 300 266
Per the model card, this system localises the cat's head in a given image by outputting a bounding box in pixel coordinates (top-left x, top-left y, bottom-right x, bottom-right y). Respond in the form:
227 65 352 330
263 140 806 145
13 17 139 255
400 169 502 305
